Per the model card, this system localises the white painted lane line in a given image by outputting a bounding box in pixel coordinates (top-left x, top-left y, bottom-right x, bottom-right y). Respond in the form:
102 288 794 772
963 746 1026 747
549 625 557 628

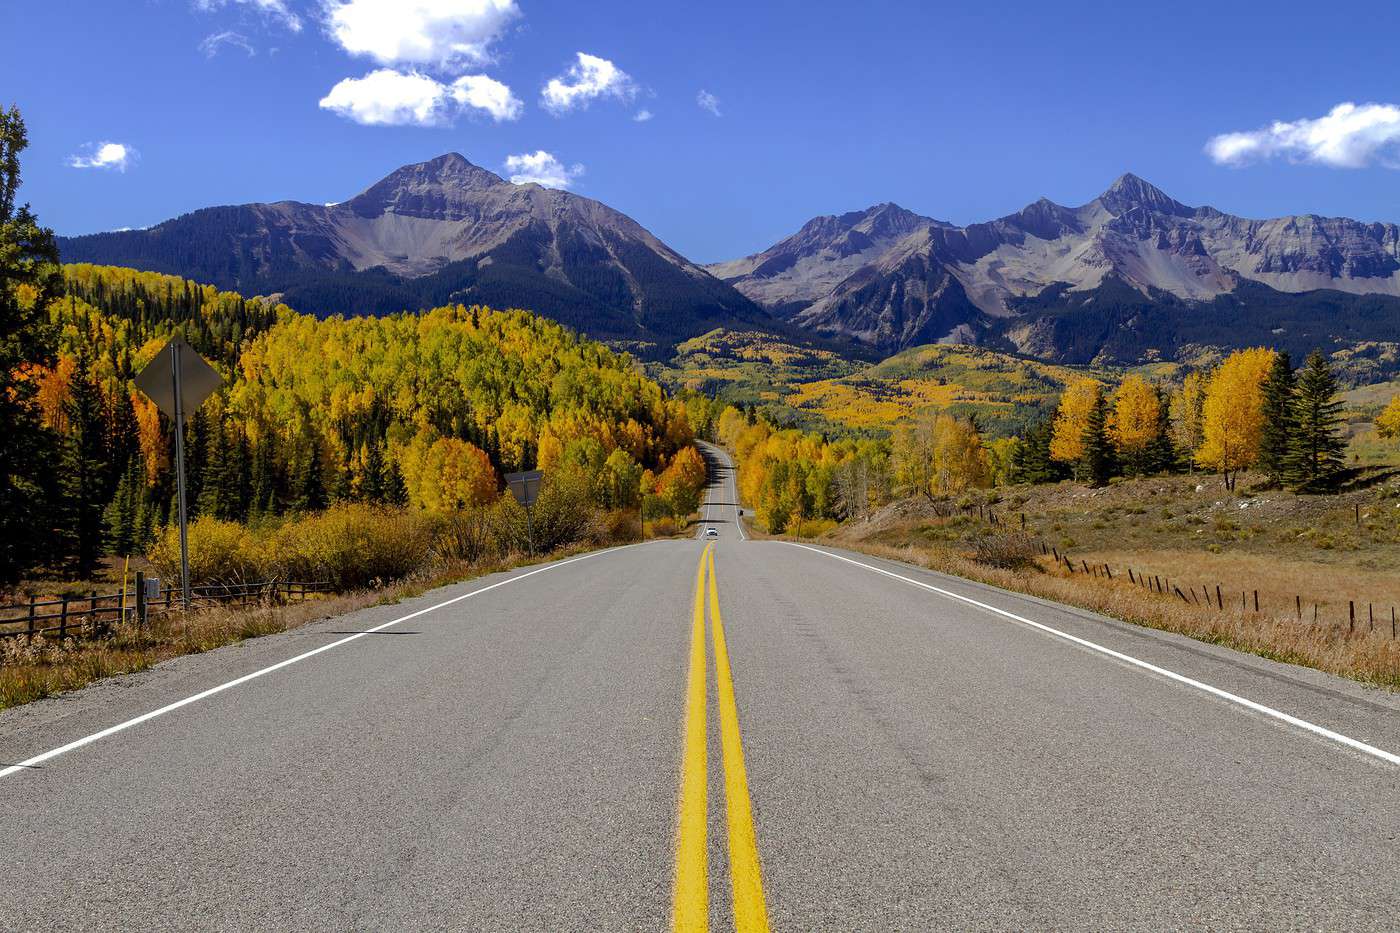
0 544 642 779
787 543 1400 768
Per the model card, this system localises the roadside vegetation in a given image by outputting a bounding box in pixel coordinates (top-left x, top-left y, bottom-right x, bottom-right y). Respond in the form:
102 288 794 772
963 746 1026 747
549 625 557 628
719 338 1400 687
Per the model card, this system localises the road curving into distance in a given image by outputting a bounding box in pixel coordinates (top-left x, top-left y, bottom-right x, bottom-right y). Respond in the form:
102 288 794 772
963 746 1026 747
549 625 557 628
2 441 1398 930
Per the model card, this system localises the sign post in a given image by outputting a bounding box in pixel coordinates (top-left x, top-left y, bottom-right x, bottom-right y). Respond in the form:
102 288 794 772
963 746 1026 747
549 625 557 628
134 336 222 610
504 470 543 558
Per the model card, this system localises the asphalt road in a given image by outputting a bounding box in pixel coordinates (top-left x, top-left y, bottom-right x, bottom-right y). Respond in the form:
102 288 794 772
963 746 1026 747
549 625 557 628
2 442 1399 930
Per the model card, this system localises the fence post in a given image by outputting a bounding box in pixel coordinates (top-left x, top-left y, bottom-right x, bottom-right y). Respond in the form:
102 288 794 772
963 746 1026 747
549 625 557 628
90 592 99 634
1349 601 1355 633
1216 585 1222 611
27 595 36 642
1368 603 1373 632
135 571 147 628
1296 595 1302 620
1253 590 1259 614
59 597 68 639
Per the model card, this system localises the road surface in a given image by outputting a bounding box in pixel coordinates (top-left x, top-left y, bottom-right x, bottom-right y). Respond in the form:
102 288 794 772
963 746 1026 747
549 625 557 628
2 442 1398 930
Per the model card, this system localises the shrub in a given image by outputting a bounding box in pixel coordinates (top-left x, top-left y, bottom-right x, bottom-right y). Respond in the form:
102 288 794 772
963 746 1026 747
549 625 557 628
971 532 1039 570
267 504 436 589
149 517 265 586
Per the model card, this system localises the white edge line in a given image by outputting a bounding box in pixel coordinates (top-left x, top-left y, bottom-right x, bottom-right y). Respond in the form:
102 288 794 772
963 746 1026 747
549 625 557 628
0 543 641 779
787 542 1400 768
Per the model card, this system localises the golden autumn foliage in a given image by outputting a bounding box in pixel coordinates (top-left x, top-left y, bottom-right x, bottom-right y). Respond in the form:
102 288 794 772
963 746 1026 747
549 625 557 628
1050 377 1102 464
1196 347 1276 487
719 406 889 534
1109 374 1160 456
1171 370 1207 456
397 432 498 511
892 411 990 499
1378 395 1400 440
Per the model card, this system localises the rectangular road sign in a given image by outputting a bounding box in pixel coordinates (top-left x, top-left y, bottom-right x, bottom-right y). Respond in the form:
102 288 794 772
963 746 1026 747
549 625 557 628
133 336 222 422
505 470 544 507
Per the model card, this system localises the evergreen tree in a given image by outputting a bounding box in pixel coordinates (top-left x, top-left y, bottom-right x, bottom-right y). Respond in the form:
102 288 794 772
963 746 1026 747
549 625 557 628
1080 390 1115 487
61 353 110 575
291 431 326 512
1145 385 1179 474
0 105 64 584
362 438 388 503
1289 350 1346 489
103 460 143 556
383 459 408 506
1008 417 1067 484
197 416 230 519
249 432 282 517
1256 350 1295 486
184 407 210 519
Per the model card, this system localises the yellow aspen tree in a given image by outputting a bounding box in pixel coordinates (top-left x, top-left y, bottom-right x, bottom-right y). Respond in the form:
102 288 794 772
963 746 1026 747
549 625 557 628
1110 374 1160 471
1171 370 1207 459
932 413 990 494
1050 378 1101 464
1196 347 1276 490
1377 395 1400 440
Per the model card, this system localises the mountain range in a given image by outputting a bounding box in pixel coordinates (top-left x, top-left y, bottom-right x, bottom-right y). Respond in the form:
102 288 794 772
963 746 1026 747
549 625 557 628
57 153 765 350
707 174 1400 358
58 157 1400 367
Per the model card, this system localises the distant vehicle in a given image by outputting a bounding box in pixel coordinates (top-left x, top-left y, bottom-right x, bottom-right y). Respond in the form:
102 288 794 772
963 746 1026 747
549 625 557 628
705 528 719 538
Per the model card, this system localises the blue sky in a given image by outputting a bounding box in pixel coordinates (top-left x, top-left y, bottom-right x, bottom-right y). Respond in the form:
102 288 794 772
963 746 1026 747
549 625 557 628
6 0 1400 263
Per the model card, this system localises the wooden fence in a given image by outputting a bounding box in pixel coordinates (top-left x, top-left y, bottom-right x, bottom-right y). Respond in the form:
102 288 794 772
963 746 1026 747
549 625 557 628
0 579 330 644
1034 537 1398 638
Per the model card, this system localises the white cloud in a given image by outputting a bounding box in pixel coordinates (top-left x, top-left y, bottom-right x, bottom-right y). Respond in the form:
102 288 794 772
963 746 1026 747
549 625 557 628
200 30 256 57
541 53 636 114
1206 102 1400 169
504 151 584 189
193 0 301 33
325 0 519 68
696 89 721 117
319 69 521 125
449 74 522 122
67 142 137 172
633 109 653 122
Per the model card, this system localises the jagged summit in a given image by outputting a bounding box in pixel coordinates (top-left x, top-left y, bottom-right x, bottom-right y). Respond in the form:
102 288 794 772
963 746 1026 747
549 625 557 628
1095 172 1189 215
710 173 1400 354
56 153 766 345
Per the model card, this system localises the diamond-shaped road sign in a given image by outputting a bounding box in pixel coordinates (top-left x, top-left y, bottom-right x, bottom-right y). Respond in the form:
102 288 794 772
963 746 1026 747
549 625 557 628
133 336 222 421
505 470 544 508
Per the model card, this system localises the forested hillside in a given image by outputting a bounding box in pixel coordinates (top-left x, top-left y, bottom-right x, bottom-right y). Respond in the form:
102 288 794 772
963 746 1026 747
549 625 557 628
9 262 706 584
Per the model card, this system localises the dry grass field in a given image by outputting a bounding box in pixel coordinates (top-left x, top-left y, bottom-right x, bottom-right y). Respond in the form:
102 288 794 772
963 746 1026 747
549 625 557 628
820 469 1400 688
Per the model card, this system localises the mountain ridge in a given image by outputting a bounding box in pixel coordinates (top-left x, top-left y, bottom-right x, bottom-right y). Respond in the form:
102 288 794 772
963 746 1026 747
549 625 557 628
708 173 1400 354
57 153 768 350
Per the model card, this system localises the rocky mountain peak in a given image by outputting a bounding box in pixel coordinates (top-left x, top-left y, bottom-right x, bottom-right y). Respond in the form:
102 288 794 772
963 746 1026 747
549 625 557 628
345 153 507 219
1096 172 1189 216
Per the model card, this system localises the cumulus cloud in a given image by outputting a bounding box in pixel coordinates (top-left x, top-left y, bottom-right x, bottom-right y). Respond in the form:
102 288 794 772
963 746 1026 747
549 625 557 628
541 53 636 114
633 109 654 122
696 89 721 117
504 151 584 189
1206 102 1400 169
193 0 301 32
319 69 521 125
200 30 256 57
67 142 137 171
325 0 519 68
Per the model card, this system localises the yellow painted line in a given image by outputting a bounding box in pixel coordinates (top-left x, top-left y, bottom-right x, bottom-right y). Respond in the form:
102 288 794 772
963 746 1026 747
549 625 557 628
707 547 770 932
673 543 711 932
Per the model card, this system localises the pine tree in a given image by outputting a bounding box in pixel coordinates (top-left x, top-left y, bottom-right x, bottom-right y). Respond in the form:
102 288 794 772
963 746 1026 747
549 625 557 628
1080 390 1115 487
1256 350 1295 486
1145 385 1179 474
1289 350 1345 489
197 416 229 519
291 431 326 512
103 460 143 557
249 431 282 517
61 353 110 575
1009 417 1067 484
0 105 65 584
362 438 388 503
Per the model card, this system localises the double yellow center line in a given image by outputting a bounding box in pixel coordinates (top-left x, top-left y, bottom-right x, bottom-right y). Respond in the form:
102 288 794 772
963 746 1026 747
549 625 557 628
674 543 770 932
